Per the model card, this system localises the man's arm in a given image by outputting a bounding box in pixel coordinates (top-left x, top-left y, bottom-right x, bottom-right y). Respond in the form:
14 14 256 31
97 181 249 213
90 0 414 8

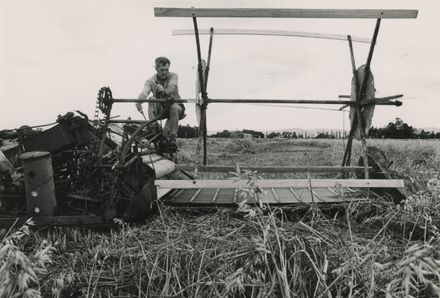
139 79 154 99
164 73 179 99
136 80 154 113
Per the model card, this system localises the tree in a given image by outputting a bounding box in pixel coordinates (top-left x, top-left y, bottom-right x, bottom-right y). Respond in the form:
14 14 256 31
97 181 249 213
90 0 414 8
267 132 280 138
210 130 231 138
316 132 335 139
243 129 264 138
281 131 292 139
368 118 416 139
368 126 385 138
419 129 431 139
177 125 198 138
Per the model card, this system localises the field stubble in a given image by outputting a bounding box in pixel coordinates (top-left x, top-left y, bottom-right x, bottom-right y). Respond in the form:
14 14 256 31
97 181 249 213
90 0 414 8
1 138 440 297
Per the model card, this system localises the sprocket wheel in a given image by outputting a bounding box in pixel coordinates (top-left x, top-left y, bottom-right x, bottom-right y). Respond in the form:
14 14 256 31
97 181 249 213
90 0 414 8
97 87 113 117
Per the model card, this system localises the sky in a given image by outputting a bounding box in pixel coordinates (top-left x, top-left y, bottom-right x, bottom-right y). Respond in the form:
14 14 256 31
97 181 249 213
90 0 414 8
1 0 439 132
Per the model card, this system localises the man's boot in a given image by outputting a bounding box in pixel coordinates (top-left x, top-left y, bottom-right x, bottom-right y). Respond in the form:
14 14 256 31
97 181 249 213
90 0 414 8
158 135 169 154
168 134 177 153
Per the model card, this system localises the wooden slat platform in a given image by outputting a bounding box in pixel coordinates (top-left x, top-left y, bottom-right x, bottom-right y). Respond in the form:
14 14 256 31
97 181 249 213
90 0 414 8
155 8 418 19
157 178 405 206
162 187 367 206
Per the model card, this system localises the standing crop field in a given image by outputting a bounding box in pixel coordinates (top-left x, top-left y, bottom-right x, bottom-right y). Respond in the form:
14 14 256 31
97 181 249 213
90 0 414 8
1 138 439 297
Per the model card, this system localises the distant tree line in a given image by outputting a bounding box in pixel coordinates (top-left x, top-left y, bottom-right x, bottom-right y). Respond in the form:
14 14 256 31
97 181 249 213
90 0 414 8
210 129 265 138
267 131 301 139
177 118 439 139
315 132 336 139
368 118 440 139
177 125 199 138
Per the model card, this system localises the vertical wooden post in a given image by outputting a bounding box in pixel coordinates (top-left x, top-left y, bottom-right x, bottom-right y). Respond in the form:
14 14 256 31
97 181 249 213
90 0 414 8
193 27 214 174
347 35 357 75
202 28 214 166
192 15 208 165
341 35 357 169
349 34 370 179
204 27 214 92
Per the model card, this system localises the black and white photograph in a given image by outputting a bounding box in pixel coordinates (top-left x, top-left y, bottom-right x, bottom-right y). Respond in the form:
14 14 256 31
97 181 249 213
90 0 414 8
1 1 439 297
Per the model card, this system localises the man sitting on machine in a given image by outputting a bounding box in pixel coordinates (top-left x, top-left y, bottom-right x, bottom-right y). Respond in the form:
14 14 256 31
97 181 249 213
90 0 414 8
136 56 185 153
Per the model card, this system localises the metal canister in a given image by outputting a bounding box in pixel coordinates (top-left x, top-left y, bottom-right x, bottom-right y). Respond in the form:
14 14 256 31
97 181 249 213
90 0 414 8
20 151 56 216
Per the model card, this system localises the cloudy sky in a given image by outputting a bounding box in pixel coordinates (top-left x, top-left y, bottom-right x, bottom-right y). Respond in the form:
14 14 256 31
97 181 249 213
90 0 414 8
1 0 439 132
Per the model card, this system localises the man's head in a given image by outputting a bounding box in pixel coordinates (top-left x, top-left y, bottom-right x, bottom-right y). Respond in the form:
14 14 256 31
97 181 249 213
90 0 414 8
155 56 170 80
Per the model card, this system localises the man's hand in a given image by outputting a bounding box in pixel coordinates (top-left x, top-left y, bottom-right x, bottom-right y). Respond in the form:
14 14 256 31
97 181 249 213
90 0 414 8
155 84 165 94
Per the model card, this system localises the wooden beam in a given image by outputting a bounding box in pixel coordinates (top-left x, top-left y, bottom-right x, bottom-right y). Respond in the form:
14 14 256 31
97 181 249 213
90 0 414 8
155 179 405 189
176 165 371 173
155 8 418 19
173 29 372 44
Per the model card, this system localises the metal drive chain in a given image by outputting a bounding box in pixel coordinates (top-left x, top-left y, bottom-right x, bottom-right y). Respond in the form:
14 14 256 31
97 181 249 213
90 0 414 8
93 95 101 128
